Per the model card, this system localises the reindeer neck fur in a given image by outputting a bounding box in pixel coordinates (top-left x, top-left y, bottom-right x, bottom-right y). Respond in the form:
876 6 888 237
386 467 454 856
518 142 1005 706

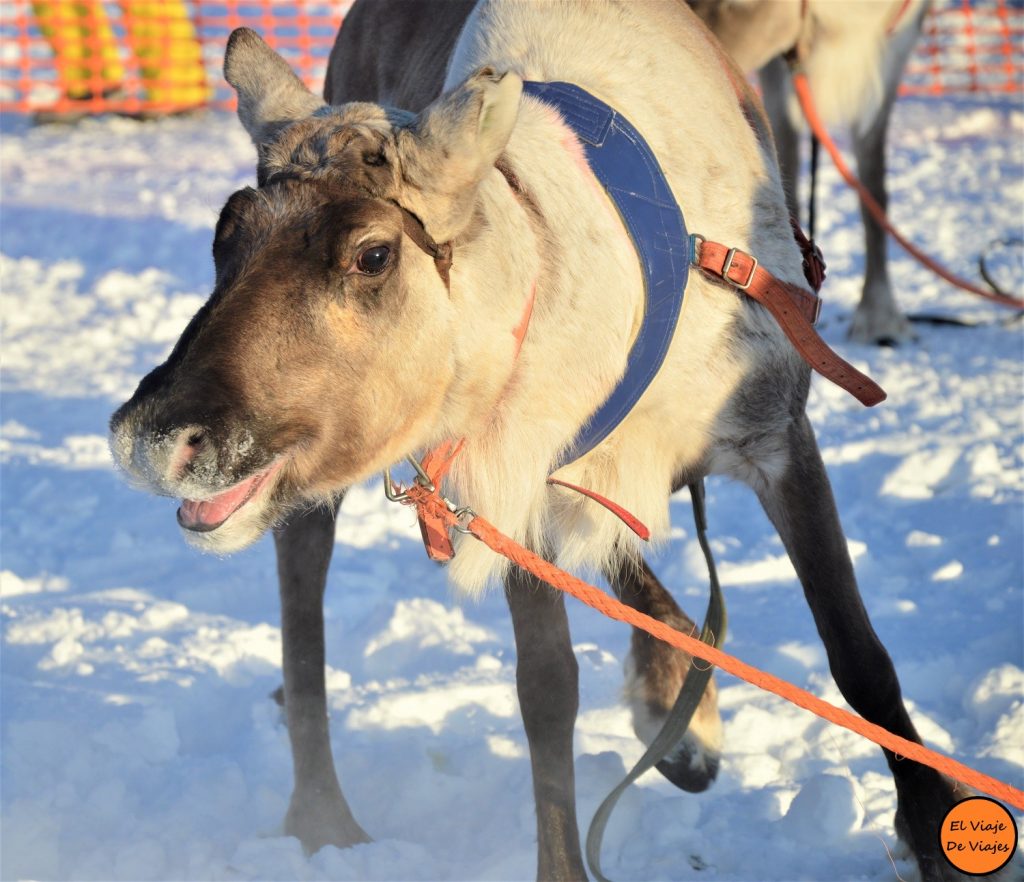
437 95 645 595
803 0 928 133
436 0 811 595
694 0 928 132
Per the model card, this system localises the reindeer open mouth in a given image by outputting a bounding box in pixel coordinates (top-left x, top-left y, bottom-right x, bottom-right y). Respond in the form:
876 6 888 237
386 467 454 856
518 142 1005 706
177 457 286 533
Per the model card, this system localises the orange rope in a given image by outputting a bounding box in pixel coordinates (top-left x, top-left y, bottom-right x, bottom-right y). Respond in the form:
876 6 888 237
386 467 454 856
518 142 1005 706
403 481 1024 811
792 71 1024 310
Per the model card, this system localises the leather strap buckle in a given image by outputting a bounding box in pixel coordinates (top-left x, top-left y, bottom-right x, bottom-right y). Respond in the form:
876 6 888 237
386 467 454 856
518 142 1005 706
689 233 706 267
722 247 758 290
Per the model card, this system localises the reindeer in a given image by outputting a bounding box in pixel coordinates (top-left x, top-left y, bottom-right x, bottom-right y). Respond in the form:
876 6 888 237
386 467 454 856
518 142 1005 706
109 1 968 879
688 0 931 345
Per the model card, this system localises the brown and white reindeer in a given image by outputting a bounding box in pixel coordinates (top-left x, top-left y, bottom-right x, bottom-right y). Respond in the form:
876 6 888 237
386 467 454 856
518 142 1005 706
109 1 969 880
688 0 931 345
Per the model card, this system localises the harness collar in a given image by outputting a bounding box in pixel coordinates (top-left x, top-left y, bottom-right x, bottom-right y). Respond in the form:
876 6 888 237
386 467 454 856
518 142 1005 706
522 80 690 466
520 81 880 417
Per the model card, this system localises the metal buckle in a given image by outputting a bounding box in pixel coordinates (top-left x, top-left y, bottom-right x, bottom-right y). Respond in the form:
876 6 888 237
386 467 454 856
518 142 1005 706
721 247 758 290
688 233 706 267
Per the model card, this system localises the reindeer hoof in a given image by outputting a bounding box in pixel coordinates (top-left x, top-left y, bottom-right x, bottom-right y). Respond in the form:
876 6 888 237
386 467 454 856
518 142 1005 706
624 653 723 794
654 731 720 792
285 788 372 855
848 300 916 346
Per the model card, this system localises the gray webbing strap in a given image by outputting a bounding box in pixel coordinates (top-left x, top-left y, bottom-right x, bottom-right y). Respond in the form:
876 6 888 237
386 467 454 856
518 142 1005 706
585 480 727 882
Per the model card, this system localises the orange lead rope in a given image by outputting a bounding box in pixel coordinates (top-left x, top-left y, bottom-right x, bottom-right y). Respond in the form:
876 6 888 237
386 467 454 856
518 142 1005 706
792 68 1024 310
396 466 1024 812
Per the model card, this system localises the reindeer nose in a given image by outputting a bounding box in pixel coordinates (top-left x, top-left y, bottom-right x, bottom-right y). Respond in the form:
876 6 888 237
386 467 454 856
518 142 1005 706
168 426 209 480
109 411 213 489
181 429 206 461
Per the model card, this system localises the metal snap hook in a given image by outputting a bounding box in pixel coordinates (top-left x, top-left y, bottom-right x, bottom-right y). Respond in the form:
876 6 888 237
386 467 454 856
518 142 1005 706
450 503 477 535
406 455 435 492
382 466 409 502
383 455 436 503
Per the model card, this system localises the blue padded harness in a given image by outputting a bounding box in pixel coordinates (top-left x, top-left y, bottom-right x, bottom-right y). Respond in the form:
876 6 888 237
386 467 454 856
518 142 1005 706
522 81 689 465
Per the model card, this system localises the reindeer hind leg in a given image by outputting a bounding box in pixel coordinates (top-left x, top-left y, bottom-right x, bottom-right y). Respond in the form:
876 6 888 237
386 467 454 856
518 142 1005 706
848 9 929 346
755 414 963 882
610 555 723 793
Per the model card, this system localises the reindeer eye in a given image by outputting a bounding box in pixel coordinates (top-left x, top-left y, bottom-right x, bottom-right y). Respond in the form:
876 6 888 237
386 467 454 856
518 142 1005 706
355 245 391 275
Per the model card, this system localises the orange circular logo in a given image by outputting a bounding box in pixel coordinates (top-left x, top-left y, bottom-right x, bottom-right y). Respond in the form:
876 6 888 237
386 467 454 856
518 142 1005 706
939 797 1018 876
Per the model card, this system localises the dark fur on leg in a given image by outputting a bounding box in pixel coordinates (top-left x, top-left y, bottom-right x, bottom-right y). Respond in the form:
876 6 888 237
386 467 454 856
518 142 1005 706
274 498 371 854
756 415 967 882
505 565 586 882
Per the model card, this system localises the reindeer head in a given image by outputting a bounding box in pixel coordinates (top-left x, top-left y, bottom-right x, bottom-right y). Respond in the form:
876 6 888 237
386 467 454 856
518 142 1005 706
109 29 523 552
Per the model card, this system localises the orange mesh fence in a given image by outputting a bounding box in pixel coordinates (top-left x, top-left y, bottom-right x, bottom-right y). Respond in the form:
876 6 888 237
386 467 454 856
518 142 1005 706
0 0 1020 116
904 0 1024 94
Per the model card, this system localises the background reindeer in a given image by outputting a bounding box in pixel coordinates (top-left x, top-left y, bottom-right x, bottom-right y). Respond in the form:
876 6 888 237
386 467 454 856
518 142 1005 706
689 0 931 345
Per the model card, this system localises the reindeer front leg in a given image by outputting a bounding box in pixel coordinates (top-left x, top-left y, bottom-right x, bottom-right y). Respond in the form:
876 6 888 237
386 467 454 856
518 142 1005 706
505 566 586 882
759 56 801 218
273 498 371 853
610 556 722 794
848 69 913 346
755 414 962 882
848 6 928 346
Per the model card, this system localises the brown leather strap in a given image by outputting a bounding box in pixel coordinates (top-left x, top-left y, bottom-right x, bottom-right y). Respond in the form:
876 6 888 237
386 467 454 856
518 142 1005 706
398 205 453 288
546 478 650 540
692 238 887 407
396 158 539 292
790 216 826 293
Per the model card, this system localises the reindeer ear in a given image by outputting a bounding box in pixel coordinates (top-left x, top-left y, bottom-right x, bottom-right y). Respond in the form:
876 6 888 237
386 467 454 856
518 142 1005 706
223 28 324 146
395 68 522 240
410 68 523 186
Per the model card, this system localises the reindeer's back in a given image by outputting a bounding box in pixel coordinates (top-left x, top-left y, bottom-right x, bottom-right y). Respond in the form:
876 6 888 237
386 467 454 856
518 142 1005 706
324 0 475 110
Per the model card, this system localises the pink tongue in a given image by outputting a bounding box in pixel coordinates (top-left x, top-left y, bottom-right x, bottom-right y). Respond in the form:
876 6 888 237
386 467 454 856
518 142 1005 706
179 471 264 530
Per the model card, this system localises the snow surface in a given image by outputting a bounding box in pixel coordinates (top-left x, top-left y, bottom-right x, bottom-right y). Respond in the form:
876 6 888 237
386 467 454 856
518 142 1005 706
1 94 1022 882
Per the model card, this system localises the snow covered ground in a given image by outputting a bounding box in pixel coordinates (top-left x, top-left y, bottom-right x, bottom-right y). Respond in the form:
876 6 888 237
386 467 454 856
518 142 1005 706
1 92 1022 882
